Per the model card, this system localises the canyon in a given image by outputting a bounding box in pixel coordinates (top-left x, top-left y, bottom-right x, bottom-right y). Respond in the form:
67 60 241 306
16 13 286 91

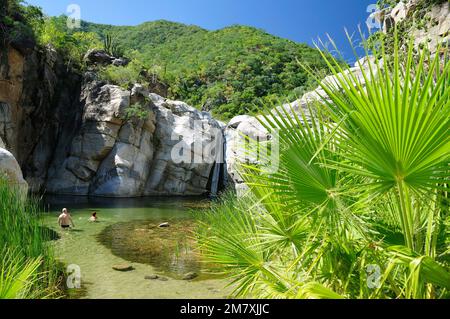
0 0 448 198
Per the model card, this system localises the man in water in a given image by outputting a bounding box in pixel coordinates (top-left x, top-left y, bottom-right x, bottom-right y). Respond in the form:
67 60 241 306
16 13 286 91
58 208 75 229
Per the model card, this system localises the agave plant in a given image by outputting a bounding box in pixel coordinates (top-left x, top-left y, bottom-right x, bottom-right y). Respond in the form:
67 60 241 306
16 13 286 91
196 32 449 299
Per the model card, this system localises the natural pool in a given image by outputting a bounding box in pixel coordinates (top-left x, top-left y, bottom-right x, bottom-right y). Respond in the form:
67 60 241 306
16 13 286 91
41 195 229 299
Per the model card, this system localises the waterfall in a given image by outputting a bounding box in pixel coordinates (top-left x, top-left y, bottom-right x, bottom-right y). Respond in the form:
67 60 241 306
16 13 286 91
222 133 228 187
210 128 227 197
210 161 221 197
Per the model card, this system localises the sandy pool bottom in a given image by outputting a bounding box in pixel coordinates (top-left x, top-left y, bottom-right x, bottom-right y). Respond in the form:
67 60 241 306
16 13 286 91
42 196 230 299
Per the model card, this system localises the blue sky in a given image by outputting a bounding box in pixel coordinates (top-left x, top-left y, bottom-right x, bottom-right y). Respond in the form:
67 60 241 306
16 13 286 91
26 0 378 61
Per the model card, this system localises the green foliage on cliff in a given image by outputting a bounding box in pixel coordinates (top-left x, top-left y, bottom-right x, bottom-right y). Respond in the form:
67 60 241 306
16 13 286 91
37 18 102 67
0 0 42 47
97 51 144 88
4 2 335 119
368 0 448 55
1 1 102 69
102 32 124 57
123 102 150 121
81 20 333 120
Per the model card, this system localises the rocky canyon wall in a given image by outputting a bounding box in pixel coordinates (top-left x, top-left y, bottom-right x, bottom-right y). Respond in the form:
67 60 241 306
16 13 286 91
0 45 225 197
0 44 83 193
46 80 224 197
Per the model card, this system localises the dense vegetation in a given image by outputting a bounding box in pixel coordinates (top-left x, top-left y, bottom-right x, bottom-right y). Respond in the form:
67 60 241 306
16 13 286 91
1 0 102 72
3 1 336 120
0 0 41 47
196 34 450 299
63 18 332 120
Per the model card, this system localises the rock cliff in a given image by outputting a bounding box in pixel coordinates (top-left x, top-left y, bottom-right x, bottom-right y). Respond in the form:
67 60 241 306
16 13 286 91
0 44 83 193
375 0 449 53
0 44 226 197
46 80 224 197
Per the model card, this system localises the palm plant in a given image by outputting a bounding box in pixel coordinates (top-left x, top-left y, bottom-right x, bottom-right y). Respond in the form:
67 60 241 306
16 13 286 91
196 33 449 299
308 32 449 298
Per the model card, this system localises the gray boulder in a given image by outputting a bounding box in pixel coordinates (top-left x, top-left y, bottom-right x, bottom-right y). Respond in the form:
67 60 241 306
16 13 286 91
84 50 130 67
112 58 130 67
0 147 28 194
84 49 114 65
46 81 224 197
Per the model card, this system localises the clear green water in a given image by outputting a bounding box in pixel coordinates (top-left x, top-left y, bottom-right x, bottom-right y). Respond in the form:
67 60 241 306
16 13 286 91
41 195 229 299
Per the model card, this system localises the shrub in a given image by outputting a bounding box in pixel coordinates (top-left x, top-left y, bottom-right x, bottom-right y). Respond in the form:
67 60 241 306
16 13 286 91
123 102 150 121
98 52 148 88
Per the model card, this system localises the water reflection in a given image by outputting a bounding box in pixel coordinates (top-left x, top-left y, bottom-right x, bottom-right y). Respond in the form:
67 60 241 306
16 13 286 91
42 194 209 210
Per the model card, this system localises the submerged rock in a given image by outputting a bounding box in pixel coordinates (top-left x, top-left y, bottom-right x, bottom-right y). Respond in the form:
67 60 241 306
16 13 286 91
145 275 159 280
112 264 134 272
98 220 204 278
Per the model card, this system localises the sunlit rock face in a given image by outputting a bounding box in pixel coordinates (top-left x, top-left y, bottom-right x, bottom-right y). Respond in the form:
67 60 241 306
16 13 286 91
0 147 28 194
410 1 449 53
143 93 224 196
46 82 223 197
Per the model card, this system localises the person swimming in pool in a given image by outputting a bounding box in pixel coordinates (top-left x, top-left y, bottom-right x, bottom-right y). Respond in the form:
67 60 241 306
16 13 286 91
58 208 75 229
89 212 98 222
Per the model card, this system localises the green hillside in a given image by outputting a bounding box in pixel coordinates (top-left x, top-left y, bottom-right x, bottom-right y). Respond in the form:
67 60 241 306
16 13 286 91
3 4 335 119
79 20 332 119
